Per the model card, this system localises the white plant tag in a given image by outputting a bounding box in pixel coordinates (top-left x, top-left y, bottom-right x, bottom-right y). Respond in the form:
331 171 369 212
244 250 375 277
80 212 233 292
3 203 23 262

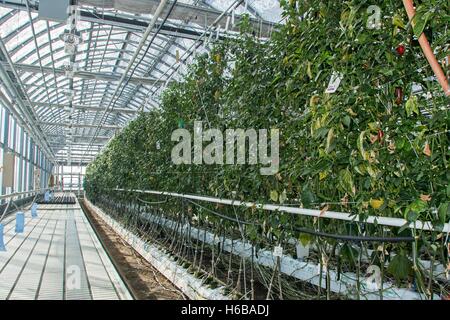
316 263 327 275
273 245 283 257
411 82 423 95
216 26 221 40
225 16 230 31
325 72 343 93
365 265 381 290
295 243 310 260
156 141 160 150
317 254 328 274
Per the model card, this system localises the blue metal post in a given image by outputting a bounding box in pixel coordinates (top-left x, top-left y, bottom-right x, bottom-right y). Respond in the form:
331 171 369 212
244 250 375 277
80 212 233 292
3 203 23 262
15 212 25 233
31 203 38 218
0 224 5 251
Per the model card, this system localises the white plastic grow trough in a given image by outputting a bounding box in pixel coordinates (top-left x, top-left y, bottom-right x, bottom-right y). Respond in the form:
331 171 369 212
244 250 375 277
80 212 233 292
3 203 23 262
114 188 448 300
287 240 448 282
121 189 449 283
136 209 436 300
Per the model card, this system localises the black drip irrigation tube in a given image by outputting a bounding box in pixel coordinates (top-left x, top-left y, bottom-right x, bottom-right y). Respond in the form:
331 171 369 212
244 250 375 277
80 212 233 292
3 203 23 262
185 198 415 243
293 227 414 243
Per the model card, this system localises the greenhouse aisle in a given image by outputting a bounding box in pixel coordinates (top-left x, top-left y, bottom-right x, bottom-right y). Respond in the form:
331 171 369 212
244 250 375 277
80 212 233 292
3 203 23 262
0 197 132 300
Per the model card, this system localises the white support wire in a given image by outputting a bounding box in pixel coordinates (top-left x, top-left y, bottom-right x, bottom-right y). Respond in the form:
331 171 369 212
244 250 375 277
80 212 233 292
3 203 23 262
80 0 170 162
139 0 244 105
82 0 244 156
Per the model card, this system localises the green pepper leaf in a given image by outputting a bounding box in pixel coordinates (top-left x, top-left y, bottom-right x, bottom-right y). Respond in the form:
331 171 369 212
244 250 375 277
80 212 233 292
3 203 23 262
299 233 312 247
387 252 413 284
270 190 279 202
405 95 419 116
412 10 432 38
438 203 449 224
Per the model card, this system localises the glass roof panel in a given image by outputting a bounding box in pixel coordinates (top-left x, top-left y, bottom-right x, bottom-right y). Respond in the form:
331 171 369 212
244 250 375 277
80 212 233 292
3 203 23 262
206 0 282 23
252 0 283 22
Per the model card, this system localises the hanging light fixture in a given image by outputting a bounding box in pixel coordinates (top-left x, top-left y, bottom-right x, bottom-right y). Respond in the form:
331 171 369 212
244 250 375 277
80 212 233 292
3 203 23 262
64 88 75 101
63 61 79 79
59 30 82 55
59 5 83 55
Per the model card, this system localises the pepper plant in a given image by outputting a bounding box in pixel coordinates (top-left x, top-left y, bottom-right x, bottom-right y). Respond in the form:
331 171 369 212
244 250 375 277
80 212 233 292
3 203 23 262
85 0 449 298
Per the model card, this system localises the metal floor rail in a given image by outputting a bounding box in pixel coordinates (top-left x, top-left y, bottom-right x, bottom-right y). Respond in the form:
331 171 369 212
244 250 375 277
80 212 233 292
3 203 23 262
0 197 132 300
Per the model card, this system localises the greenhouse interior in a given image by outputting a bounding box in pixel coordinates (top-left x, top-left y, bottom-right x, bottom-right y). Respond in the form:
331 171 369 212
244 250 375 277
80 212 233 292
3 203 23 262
0 0 449 304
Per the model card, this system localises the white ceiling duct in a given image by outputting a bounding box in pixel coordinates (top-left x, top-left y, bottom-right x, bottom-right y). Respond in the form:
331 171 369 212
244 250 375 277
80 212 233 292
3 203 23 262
78 0 275 36
79 0 161 14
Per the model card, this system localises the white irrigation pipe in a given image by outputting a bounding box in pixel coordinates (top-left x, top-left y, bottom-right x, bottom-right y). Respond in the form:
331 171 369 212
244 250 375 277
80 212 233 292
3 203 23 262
90 0 245 151
115 189 450 233
142 0 244 99
89 0 242 148
83 0 169 158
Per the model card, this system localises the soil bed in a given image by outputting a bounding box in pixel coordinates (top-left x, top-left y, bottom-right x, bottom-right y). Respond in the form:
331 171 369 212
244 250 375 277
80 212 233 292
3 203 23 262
81 199 186 300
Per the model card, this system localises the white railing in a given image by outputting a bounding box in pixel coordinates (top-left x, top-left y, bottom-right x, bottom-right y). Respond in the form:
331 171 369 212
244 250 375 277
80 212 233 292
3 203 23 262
0 187 54 222
115 188 450 233
0 189 43 201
